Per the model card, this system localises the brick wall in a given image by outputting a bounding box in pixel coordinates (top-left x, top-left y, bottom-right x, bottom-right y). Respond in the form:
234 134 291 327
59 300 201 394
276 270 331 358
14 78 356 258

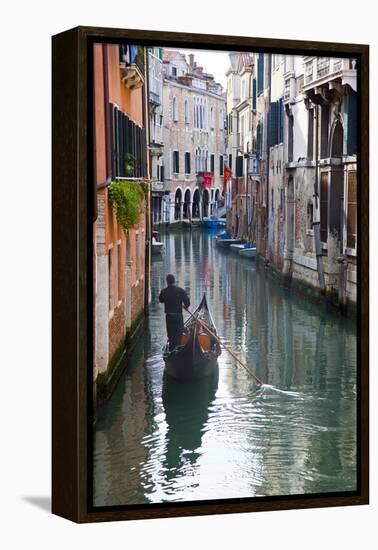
108 303 126 362
131 280 145 324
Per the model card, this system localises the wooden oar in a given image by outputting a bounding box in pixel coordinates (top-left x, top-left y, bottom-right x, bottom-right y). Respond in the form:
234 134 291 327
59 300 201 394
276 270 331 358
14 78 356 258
185 307 263 386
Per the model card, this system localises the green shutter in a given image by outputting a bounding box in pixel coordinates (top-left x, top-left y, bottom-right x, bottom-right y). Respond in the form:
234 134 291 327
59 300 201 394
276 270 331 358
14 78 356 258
269 102 278 147
257 54 264 95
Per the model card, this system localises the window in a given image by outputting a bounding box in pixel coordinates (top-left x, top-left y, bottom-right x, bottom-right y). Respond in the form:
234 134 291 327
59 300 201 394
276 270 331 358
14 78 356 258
185 152 191 174
257 54 264 95
347 171 357 249
219 109 224 130
320 104 330 158
229 154 232 169
210 107 214 129
117 242 122 301
184 100 189 124
271 188 274 212
172 67 177 76
108 247 114 312
219 155 224 176
173 150 179 173
172 97 178 121
109 103 147 179
241 79 246 101
210 154 215 173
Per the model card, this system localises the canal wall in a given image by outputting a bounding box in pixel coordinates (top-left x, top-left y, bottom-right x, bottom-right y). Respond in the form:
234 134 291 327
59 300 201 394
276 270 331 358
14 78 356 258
95 310 146 406
256 253 357 318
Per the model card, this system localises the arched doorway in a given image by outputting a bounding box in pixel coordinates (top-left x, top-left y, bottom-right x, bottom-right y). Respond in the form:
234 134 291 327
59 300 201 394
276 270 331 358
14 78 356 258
203 189 210 218
329 120 344 247
174 188 182 220
183 189 191 219
330 120 343 157
192 189 201 219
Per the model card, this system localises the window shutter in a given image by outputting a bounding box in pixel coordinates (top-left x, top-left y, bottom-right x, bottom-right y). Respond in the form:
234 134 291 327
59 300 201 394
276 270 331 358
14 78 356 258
252 78 257 110
257 54 264 95
109 103 115 178
269 102 278 147
279 98 284 143
235 156 244 177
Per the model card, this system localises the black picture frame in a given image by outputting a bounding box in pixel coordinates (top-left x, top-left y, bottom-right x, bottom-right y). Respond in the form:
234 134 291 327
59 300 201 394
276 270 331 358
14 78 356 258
52 26 369 523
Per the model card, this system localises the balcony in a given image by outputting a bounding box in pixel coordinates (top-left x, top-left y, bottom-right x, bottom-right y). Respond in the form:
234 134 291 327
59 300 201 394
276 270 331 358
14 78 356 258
303 57 357 92
120 45 145 90
149 140 164 157
152 180 165 193
149 90 161 107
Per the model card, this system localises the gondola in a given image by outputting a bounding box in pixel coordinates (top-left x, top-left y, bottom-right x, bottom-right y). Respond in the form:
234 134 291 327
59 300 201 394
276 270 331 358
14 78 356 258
163 294 221 382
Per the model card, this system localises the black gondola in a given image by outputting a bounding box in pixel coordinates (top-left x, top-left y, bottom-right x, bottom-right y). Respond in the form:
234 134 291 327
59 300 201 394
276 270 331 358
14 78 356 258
163 294 221 382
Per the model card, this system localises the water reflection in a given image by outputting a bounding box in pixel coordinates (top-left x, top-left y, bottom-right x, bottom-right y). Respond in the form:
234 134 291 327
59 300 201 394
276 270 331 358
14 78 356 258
94 230 357 506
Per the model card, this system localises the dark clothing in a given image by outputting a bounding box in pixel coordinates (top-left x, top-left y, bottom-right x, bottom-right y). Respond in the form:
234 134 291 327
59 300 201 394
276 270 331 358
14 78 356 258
165 313 184 351
158 285 190 314
159 285 190 351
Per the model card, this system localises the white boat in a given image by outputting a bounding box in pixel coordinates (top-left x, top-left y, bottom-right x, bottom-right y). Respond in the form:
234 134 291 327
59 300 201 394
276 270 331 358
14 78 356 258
152 231 164 255
238 246 257 258
230 243 246 253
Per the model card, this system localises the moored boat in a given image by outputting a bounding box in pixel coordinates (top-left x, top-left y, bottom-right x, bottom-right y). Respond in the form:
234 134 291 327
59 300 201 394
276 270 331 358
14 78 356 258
230 243 246 253
202 217 226 229
163 294 221 382
152 230 164 254
216 237 243 248
238 246 257 258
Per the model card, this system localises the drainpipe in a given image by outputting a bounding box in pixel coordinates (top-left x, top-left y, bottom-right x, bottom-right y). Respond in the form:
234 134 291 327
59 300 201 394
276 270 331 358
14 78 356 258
313 103 326 293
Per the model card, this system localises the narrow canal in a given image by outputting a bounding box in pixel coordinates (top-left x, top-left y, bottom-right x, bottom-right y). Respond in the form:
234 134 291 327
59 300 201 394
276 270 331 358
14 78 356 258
94 229 357 506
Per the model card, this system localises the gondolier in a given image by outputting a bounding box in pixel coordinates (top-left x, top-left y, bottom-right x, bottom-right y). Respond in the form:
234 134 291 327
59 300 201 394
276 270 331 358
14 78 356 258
159 274 190 351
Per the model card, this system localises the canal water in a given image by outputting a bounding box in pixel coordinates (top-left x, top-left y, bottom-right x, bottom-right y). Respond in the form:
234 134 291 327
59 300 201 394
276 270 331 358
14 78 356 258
93 229 357 506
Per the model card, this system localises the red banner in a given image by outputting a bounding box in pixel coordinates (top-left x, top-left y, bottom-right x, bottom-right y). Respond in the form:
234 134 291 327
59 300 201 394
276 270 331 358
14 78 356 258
223 164 232 192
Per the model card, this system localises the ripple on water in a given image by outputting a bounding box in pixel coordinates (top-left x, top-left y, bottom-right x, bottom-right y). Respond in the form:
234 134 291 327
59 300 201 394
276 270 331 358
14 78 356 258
93 230 358 506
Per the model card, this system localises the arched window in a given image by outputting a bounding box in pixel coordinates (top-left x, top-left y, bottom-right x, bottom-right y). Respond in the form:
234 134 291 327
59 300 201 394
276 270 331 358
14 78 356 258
172 97 178 121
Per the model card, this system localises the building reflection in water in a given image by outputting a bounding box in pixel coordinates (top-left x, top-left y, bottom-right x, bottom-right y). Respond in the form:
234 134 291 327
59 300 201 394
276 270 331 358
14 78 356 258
94 230 357 506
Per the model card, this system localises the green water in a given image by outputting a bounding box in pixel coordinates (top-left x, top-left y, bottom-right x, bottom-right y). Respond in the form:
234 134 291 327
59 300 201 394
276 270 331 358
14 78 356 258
93 230 357 506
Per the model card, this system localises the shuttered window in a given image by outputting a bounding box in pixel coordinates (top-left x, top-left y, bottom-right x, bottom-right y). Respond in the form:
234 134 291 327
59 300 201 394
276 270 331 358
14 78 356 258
185 152 191 174
210 154 215 173
268 102 278 147
173 150 179 173
219 155 224 176
347 171 357 249
108 102 147 178
252 78 257 110
320 172 329 243
257 54 264 95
